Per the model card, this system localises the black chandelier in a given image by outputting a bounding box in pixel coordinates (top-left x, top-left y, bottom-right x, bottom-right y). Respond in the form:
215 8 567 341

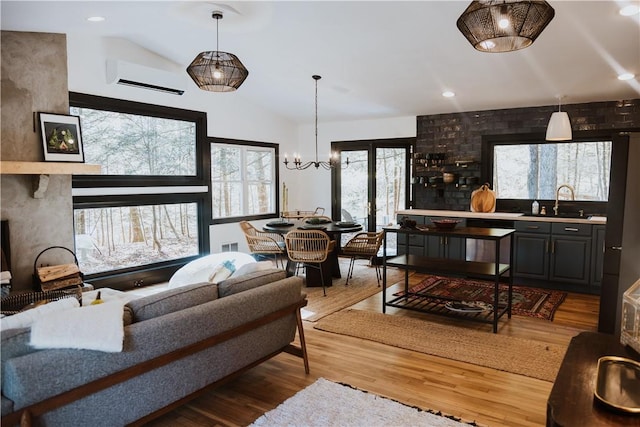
456 1 555 53
284 75 349 170
186 11 249 92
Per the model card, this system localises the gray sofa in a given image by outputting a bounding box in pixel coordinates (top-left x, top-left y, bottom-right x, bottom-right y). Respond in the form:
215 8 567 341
1 268 308 426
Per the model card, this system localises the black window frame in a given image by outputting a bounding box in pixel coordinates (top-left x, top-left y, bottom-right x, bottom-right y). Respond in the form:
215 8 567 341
70 92 210 290
209 136 281 225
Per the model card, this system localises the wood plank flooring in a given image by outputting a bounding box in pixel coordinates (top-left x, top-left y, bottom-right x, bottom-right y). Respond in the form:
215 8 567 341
146 271 600 427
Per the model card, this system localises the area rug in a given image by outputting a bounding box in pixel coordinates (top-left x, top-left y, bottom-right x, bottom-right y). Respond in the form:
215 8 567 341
394 275 567 320
301 259 404 322
314 309 566 381
249 378 477 427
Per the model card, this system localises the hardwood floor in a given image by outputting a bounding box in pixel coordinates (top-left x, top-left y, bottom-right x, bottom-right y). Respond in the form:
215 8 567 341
146 272 600 427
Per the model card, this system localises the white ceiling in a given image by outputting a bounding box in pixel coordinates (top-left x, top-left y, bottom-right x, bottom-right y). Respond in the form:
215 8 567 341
2 1 639 124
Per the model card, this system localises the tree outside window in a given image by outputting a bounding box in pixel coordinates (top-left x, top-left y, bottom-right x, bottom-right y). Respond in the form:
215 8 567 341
211 142 276 219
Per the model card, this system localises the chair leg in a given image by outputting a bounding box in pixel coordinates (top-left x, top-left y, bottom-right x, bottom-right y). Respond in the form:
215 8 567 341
345 256 356 286
318 264 326 297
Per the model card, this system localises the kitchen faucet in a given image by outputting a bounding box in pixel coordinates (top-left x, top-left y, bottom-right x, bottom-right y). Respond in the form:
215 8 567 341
553 184 575 216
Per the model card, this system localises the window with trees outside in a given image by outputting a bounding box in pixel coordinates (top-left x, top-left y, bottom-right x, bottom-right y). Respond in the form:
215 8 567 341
211 139 278 222
70 93 208 289
492 141 612 201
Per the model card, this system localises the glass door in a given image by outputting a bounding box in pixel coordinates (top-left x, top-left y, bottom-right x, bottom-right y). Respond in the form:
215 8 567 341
332 138 413 237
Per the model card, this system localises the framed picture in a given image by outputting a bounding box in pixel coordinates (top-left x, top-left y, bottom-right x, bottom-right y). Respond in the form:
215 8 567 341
39 113 85 162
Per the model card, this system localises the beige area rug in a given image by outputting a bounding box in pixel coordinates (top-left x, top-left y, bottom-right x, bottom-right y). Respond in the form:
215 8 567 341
314 309 566 382
250 378 477 427
300 259 404 322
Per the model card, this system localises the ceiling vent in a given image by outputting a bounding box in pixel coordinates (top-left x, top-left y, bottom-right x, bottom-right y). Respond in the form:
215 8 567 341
106 60 186 95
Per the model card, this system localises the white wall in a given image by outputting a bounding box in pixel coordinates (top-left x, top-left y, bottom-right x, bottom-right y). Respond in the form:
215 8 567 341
65 35 416 254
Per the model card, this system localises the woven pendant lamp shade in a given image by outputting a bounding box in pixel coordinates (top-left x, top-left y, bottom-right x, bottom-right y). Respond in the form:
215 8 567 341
187 51 248 92
457 1 555 53
186 11 248 92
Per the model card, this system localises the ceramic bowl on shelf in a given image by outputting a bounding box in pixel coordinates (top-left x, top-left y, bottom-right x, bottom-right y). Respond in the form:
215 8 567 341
443 173 456 183
431 219 461 230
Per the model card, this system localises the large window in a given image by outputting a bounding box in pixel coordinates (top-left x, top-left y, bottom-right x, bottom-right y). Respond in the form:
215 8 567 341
70 93 208 289
211 139 278 221
74 202 199 275
491 140 612 201
72 107 197 176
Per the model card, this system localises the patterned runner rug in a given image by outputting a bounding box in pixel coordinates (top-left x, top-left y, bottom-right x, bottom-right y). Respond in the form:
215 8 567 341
394 275 567 320
250 378 477 427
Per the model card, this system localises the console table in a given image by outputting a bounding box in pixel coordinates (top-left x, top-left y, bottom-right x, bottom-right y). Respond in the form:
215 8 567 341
547 332 640 426
382 225 515 333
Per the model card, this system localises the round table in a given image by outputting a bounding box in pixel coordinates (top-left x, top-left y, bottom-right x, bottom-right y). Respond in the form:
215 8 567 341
263 220 363 286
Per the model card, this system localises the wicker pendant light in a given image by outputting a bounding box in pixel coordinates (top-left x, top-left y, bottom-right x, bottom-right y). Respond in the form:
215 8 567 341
457 1 555 53
186 11 248 92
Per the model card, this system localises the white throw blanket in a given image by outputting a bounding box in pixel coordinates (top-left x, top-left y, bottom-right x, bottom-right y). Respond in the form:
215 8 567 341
30 300 125 352
1 297 79 330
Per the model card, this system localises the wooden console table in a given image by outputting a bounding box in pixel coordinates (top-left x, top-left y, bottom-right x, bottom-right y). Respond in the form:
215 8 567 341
382 225 515 333
547 332 640 427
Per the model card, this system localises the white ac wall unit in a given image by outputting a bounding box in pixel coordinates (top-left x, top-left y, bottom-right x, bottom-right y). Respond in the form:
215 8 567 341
106 60 185 95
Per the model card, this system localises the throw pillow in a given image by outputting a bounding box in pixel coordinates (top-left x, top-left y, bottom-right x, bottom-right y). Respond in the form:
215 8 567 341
168 252 256 289
230 261 273 278
30 300 125 353
208 260 236 284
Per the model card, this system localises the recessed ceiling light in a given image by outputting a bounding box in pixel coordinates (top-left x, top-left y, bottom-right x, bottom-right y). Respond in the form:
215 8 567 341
442 91 455 98
620 5 640 16
618 72 635 81
87 16 105 22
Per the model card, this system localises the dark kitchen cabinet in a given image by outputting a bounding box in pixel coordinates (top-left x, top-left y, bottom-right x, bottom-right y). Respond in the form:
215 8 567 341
549 223 592 286
513 232 549 279
424 217 466 260
514 221 594 291
397 215 425 256
397 215 466 260
549 235 592 284
513 221 551 280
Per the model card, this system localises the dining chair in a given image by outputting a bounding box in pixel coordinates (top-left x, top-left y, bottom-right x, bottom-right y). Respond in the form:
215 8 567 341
341 231 384 286
285 229 335 296
239 221 286 268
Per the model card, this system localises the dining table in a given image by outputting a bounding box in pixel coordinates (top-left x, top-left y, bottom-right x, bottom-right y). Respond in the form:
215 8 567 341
263 219 363 287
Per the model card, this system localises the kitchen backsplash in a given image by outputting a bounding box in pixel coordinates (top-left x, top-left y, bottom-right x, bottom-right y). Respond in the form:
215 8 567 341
414 99 640 210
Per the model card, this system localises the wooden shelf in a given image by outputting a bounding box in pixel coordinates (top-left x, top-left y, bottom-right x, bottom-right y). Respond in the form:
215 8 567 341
0 161 100 175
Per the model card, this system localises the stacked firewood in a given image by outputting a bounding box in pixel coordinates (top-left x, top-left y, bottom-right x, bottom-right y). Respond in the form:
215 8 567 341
37 263 83 291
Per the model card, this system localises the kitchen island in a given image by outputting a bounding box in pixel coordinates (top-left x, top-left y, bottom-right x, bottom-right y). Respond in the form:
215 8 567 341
396 209 606 294
383 224 514 333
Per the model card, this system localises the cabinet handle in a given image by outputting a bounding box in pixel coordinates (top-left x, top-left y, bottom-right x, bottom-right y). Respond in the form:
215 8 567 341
545 240 549 253
551 241 555 254
526 225 540 230
564 227 579 232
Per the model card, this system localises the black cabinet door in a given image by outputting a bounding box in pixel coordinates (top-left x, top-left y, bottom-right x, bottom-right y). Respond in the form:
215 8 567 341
550 235 592 285
444 235 466 260
513 232 548 280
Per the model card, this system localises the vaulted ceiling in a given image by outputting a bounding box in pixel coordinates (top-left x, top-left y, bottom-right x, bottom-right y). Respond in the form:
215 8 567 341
2 1 639 123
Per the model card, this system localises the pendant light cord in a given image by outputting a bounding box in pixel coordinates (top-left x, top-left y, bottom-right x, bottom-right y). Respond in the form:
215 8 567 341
315 77 319 162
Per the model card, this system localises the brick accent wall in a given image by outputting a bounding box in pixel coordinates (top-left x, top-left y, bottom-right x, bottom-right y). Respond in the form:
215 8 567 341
414 99 640 210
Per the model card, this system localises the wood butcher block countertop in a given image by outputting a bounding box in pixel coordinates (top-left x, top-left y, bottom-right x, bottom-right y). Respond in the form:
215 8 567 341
397 209 606 225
